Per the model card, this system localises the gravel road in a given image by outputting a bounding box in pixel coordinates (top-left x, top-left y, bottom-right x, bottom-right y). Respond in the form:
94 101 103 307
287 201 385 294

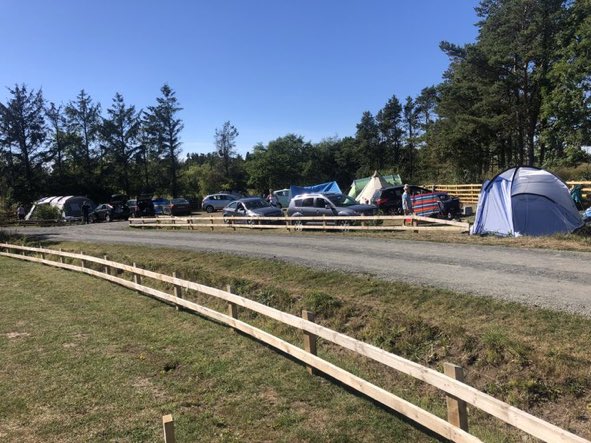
5 222 591 316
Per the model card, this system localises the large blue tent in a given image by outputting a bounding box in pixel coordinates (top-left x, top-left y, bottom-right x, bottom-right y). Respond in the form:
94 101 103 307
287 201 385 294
471 167 583 236
289 181 342 200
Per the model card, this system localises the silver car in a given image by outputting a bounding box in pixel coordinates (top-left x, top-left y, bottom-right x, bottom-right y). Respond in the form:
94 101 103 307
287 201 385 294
287 192 377 226
202 193 237 213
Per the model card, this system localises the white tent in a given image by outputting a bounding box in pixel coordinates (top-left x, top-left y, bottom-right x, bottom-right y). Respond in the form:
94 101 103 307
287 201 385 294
26 196 96 221
355 171 389 204
471 167 583 236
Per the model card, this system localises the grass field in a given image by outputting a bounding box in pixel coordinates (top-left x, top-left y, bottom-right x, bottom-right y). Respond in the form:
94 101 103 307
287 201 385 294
1 240 590 442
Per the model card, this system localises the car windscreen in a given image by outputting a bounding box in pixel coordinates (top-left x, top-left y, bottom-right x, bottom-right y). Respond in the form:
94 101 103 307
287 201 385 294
244 199 269 210
326 194 358 207
171 198 188 204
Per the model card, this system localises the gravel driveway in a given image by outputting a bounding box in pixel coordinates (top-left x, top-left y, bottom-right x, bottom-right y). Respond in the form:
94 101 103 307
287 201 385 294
5 222 591 316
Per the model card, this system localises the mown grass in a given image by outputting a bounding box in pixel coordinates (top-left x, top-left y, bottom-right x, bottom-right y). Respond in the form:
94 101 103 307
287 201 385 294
1 238 591 441
0 257 433 442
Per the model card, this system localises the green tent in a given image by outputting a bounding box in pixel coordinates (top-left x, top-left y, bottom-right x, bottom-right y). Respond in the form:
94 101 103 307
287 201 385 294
347 173 402 199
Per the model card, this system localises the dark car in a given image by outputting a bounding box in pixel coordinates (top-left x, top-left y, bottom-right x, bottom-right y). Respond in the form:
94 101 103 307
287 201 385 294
108 194 130 220
287 193 377 226
223 197 283 224
127 199 137 215
170 198 191 216
372 185 461 218
90 204 114 222
134 193 155 217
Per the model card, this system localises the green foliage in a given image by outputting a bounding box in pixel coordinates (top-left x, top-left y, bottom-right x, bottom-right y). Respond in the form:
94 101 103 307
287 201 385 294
30 204 62 220
302 292 342 318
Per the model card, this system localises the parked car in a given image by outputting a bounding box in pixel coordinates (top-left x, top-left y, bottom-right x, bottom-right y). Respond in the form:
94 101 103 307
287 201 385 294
273 189 290 208
223 197 283 224
170 197 191 216
372 185 461 218
287 193 377 226
134 193 155 217
108 194 130 220
90 204 125 223
152 198 172 215
127 199 137 215
202 193 237 213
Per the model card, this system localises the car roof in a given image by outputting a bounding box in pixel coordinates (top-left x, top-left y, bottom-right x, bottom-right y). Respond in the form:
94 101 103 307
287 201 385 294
293 192 341 198
235 197 264 202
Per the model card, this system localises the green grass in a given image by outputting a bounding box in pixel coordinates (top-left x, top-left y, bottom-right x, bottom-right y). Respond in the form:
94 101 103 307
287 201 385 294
1 239 591 441
0 256 434 442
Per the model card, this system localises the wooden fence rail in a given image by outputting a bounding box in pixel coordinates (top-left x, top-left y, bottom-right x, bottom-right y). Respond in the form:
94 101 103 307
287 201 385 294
0 243 587 443
427 181 591 205
129 214 471 233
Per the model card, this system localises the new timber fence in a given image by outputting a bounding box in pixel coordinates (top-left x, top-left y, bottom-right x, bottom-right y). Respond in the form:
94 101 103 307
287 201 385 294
129 214 471 232
428 181 591 205
0 243 587 443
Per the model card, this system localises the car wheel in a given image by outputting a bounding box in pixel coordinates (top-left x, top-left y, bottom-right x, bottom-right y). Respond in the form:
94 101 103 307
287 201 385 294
337 220 351 232
205 205 214 213
291 219 304 231
246 218 259 226
105 213 111 222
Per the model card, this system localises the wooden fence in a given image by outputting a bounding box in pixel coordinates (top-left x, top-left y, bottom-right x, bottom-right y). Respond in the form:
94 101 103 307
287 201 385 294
129 214 471 233
0 243 587 443
428 181 591 205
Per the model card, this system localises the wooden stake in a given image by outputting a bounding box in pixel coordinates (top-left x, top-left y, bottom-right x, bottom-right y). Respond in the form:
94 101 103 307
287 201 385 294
173 271 182 310
133 262 141 292
162 414 176 443
444 363 469 431
302 310 318 375
59 248 64 263
226 284 238 319
80 251 85 269
103 255 110 275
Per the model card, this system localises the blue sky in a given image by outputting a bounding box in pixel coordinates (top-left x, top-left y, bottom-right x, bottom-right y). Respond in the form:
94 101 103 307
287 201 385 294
0 0 480 156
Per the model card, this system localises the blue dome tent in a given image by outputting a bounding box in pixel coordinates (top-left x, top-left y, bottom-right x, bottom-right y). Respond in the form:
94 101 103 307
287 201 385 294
471 167 583 236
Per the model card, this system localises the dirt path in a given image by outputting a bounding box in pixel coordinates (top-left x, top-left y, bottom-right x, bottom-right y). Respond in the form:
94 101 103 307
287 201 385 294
6 222 591 316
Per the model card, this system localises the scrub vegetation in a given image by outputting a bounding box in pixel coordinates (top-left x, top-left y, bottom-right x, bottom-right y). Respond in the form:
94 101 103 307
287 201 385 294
1 240 590 441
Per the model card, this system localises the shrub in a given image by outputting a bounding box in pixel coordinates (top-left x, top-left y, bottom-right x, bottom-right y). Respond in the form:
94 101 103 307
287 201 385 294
31 204 62 220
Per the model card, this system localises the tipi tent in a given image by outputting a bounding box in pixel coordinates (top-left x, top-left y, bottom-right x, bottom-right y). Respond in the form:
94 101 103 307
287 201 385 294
26 196 96 221
355 171 389 204
348 174 401 199
471 167 583 236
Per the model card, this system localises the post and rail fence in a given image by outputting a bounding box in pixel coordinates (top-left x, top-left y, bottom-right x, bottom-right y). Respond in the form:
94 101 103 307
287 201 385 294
128 214 471 233
0 243 587 443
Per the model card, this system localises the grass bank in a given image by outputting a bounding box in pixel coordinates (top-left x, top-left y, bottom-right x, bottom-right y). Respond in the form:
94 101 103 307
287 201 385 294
1 240 590 441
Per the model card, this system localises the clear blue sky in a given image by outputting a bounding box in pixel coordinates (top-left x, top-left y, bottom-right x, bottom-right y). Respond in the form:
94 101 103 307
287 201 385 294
0 0 480 156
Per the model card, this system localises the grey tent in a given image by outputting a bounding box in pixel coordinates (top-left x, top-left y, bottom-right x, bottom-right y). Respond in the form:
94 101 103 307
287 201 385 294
26 196 96 221
471 167 583 236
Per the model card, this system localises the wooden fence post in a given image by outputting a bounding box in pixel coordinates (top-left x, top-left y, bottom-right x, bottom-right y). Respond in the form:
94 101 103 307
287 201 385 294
302 310 318 375
80 251 85 269
133 262 141 292
173 271 182 310
162 414 176 443
104 255 110 275
443 362 469 431
210 217 214 231
59 248 64 263
226 284 238 319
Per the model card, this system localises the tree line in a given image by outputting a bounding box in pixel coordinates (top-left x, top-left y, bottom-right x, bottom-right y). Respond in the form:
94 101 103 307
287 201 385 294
1 0 590 209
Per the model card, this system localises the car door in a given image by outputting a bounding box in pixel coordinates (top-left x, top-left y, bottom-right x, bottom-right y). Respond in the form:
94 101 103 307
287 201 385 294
314 196 334 217
299 197 315 216
223 201 238 219
234 202 248 223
